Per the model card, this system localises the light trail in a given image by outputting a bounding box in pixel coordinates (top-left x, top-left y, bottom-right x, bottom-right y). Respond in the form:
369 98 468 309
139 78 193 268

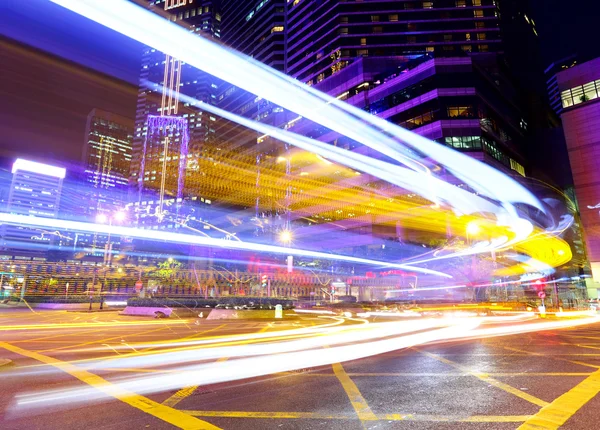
0 212 451 278
11 314 600 412
44 0 572 279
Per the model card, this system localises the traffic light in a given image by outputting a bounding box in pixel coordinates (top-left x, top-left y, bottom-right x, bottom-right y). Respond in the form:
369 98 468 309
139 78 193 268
261 274 268 288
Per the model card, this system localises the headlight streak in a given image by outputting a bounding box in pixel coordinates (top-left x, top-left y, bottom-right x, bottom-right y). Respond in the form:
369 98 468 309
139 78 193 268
156 86 569 276
12 315 600 412
14 319 479 408
0 212 450 278
45 0 569 278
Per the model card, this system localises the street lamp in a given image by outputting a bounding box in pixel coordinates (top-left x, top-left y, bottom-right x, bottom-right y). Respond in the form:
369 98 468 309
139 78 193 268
280 230 292 244
96 210 127 266
466 221 481 237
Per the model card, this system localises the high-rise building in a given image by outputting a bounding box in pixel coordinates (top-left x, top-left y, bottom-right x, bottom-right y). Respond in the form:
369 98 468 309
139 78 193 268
552 56 600 295
0 159 65 253
211 0 578 264
82 108 134 215
222 0 285 72
132 0 223 207
286 0 502 85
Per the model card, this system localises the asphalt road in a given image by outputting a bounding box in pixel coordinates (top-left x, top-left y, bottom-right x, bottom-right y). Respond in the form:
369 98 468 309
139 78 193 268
1 308 600 430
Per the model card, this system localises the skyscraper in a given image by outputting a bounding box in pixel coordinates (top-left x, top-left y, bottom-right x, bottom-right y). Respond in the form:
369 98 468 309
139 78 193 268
1 159 65 253
132 0 223 208
286 0 501 84
83 108 134 215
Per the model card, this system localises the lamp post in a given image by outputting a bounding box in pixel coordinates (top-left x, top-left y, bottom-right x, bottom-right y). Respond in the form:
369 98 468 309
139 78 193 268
95 210 127 310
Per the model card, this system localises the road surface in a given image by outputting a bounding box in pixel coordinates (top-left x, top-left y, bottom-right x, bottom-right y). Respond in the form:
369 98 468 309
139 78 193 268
1 308 600 429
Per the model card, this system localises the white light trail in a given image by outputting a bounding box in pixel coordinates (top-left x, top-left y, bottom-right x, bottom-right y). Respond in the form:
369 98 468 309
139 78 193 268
0 212 451 277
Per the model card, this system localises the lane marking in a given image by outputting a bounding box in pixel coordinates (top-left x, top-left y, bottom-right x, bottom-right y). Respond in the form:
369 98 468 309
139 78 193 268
417 349 549 407
280 372 593 378
0 320 190 331
332 362 378 422
35 325 172 354
0 341 221 430
503 346 600 369
518 368 600 429
163 357 229 408
183 410 530 422
10 327 113 345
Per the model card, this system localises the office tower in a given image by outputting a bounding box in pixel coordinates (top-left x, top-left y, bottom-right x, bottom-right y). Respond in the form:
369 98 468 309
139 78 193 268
286 0 502 84
83 108 134 215
552 57 600 293
1 159 65 253
222 0 285 72
132 0 222 208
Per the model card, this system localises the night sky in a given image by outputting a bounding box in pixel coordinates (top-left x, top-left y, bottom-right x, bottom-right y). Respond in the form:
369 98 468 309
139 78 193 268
1 0 599 169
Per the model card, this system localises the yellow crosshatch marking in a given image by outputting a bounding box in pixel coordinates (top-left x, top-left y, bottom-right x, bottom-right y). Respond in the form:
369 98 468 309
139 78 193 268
163 357 229 408
332 361 378 422
518 367 600 429
182 409 532 422
416 349 549 407
0 342 221 430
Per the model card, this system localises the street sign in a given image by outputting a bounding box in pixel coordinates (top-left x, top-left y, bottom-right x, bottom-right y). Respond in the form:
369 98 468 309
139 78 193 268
538 291 546 299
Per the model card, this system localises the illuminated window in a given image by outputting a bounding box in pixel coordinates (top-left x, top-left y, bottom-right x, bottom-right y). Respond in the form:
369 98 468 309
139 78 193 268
271 26 284 33
423 1 434 8
447 106 474 118
510 159 526 176
445 136 482 149
389 14 398 21
360 37 367 46
465 33 471 41
476 32 486 40
371 15 380 22
479 44 489 52
474 10 484 17
561 79 600 108
456 0 466 6
373 26 383 33
473 0 482 5
461 45 472 52
426 46 435 52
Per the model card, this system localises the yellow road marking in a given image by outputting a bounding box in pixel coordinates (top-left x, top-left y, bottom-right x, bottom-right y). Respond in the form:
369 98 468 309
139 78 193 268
0 341 221 430
0 320 190 331
504 346 600 369
559 342 600 351
35 325 172 354
183 410 530 422
518 368 600 429
185 410 352 419
163 357 229 408
10 327 114 344
345 372 592 377
417 349 549 407
281 372 593 378
332 362 378 422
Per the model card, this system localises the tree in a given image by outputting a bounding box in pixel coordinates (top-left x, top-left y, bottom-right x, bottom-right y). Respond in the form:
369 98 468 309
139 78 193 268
151 259 182 282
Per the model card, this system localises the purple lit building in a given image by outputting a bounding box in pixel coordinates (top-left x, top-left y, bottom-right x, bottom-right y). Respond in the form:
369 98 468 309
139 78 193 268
132 0 222 204
554 57 600 296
